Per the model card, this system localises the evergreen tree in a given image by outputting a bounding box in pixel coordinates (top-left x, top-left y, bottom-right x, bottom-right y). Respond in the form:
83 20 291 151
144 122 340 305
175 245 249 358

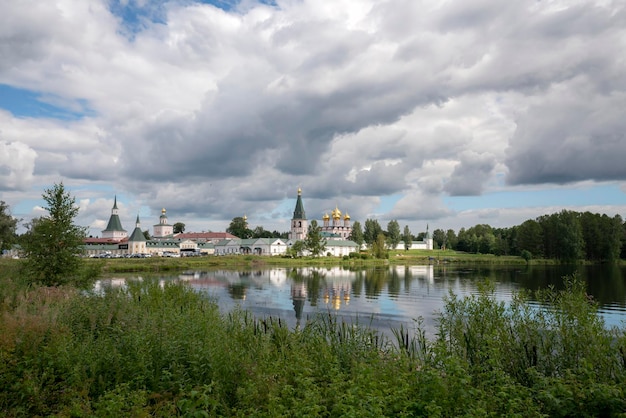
173 222 185 234
21 183 87 286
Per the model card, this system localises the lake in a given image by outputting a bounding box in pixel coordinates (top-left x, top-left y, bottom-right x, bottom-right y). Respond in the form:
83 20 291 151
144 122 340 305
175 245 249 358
96 264 626 337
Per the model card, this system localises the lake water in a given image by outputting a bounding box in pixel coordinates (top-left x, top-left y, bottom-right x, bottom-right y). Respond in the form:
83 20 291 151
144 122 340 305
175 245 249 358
97 264 626 337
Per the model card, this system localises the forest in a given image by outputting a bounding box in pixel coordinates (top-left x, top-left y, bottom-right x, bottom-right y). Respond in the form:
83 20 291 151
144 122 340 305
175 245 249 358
429 210 625 262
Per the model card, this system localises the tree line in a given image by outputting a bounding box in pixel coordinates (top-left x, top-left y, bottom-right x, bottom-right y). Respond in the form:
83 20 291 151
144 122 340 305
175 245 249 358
431 210 625 262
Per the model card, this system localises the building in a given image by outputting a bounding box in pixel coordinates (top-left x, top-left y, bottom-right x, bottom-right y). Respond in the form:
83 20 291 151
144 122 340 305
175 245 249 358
321 206 352 239
288 188 308 241
128 215 147 255
287 188 359 256
393 225 434 250
153 208 174 238
101 196 127 241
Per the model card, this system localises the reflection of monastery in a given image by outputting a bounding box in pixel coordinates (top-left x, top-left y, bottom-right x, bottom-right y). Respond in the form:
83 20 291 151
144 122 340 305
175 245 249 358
177 265 435 327
83 188 427 257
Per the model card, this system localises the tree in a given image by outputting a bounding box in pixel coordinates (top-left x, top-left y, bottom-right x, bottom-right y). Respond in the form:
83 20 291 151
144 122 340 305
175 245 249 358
226 216 252 238
252 226 273 238
371 233 389 259
363 218 383 247
21 183 87 286
288 240 305 258
432 228 445 250
0 201 18 252
143 230 151 240
304 220 326 257
349 221 364 249
386 220 401 250
403 225 412 251
173 222 185 234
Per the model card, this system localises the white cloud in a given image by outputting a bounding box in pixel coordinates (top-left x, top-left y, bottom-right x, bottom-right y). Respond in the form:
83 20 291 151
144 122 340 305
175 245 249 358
0 0 625 234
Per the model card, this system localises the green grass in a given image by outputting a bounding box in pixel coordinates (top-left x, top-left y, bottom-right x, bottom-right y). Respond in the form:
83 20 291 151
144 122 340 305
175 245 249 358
1 260 625 416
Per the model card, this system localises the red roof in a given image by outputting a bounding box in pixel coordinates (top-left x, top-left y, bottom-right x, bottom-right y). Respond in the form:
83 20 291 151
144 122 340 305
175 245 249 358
84 237 128 244
174 232 238 240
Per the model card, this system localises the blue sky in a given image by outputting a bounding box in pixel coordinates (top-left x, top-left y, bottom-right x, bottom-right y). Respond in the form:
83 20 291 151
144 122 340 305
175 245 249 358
1 0 625 236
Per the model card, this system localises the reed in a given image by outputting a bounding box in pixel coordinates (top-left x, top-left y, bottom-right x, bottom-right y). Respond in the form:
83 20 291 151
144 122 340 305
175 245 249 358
0 269 624 416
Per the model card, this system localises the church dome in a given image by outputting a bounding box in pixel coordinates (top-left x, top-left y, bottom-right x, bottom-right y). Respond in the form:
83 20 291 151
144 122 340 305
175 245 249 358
323 213 330 220
344 212 350 220
332 206 341 219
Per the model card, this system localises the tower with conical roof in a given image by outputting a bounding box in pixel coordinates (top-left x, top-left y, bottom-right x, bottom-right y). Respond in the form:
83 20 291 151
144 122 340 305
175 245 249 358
289 188 308 241
102 196 127 241
128 215 147 255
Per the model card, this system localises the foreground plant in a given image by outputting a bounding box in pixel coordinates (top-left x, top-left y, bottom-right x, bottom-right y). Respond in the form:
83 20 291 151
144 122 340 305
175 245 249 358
0 275 624 416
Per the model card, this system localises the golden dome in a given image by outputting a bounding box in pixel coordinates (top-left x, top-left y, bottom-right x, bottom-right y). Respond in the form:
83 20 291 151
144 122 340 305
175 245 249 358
332 206 341 219
243 214 247 221
344 212 350 220
297 187 302 195
161 208 166 214
323 213 330 220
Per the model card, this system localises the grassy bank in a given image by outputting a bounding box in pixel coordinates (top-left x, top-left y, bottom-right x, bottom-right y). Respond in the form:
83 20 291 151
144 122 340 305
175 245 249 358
1 263 625 416
57 250 548 275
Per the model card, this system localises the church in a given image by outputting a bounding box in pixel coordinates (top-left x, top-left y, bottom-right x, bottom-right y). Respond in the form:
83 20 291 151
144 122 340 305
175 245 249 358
288 188 359 256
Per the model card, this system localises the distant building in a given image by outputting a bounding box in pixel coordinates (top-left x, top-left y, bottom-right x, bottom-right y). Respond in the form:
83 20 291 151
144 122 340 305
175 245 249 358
153 208 174 238
289 188 308 241
128 215 147 254
321 206 352 239
101 196 127 241
286 188 359 256
393 225 433 250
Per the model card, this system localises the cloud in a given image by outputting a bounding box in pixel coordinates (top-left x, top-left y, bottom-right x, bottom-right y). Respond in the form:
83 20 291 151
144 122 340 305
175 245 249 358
0 140 37 190
1 0 625 235
444 150 497 196
506 80 626 185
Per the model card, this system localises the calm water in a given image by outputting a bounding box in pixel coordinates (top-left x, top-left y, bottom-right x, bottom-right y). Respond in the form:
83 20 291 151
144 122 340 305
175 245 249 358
97 264 626 336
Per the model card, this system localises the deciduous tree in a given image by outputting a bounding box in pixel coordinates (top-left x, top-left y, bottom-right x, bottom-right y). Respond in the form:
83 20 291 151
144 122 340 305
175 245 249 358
304 220 326 257
0 201 18 252
227 216 252 238
349 221 364 249
403 225 412 251
173 222 185 234
386 220 401 250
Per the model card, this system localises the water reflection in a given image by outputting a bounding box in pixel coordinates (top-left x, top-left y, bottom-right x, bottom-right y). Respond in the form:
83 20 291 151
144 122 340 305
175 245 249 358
95 264 626 335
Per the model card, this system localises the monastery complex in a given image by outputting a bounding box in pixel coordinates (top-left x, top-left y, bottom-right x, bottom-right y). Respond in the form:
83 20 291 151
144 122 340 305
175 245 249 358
83 189 431 258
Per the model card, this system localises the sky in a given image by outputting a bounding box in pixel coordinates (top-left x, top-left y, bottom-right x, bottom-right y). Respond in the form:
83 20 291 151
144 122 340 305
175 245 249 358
1 0 626 237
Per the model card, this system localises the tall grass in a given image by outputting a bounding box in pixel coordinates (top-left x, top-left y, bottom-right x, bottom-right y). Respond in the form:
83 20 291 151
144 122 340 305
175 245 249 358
0 270 625 416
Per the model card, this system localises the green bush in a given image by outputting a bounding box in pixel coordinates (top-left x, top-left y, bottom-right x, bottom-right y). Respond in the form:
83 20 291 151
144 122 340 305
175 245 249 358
0 274 624 416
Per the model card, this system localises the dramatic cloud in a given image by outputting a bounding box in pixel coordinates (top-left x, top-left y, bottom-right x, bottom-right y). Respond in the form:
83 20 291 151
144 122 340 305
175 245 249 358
0 0 625 235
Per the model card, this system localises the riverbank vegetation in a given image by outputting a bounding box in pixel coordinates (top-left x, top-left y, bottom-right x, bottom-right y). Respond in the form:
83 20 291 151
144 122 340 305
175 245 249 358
1 266 625 416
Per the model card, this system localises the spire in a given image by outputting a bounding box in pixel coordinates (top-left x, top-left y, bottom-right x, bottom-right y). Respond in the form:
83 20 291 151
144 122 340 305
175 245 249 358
292 188 306 220
102 195 126 233
129 214 146 242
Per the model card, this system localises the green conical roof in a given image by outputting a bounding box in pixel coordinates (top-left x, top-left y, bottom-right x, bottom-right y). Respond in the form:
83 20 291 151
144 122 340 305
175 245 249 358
128 215 146 242
292 188 306 220
102 196 126 232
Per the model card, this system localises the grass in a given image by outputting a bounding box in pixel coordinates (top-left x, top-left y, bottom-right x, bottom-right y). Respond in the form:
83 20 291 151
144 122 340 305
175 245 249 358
1 258 625 416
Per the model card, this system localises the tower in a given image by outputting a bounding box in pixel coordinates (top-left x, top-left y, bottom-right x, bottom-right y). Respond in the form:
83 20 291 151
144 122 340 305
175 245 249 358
102 196 127 241
128 215 147 254
289 188 308 241
153 208 174 238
